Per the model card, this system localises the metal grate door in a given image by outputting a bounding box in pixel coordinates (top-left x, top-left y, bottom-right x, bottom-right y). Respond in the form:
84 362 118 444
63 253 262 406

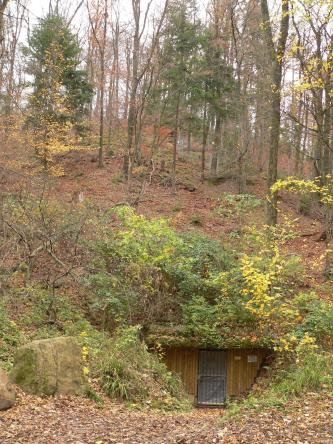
197 350 227 405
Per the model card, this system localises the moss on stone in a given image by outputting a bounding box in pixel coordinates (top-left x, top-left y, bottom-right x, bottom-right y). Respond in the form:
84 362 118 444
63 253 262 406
10 348 38 394
10 337 86 396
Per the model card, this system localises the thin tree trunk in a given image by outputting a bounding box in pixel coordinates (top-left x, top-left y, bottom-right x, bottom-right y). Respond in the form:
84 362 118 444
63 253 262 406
323 67 332 277
201 95 208 183
88 0 108 168
187 130 191 154
261 0 290 226
0 1 10 48
123 38 131 121
4 2 23 117
172 94 180 194
210 115 221 179
107 75 114 150
99 3 108 168
238 97 249 194
124 0 141 178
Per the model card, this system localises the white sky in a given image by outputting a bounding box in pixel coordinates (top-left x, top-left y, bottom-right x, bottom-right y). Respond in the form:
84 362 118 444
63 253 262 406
23 0 171 43
27 0 162 23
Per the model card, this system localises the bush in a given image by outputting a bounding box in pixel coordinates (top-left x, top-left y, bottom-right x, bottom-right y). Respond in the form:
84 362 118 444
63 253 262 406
217 193 262 218
273 352 333 397
293 292 333 345
2 192 89 289
298 194 312 216
182 295 220 345
87 207 234 327
87 208 331 353
190 213 203 226
0 304 22 369
94 326 190 410
224 351 333 421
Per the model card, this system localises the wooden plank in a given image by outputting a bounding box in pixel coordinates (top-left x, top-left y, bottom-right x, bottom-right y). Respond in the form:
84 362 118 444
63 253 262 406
164 347 198 395
226 348 268 396
165 347 268 399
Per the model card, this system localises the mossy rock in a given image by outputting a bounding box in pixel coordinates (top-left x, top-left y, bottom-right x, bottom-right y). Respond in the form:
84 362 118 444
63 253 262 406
10 336 86 396
0 368 16 410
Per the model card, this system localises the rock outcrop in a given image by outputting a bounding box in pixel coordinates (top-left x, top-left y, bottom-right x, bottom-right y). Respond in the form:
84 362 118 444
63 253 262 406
10 336 85 396
0 368 16 410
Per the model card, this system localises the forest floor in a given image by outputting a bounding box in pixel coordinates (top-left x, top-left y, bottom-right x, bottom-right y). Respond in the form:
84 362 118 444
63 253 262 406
0 391 332 443
5 146 327 289
50 148 329 297
3 140 329 294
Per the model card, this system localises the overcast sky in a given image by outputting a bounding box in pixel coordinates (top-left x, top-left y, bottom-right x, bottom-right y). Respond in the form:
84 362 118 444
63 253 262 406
22 0 175 42
27 0 166 23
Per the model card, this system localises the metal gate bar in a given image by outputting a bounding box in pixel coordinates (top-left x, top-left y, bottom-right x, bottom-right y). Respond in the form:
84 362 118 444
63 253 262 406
197 350 227 405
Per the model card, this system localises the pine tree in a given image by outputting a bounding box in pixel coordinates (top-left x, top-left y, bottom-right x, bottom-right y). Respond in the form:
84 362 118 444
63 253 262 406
157 1 202 188
24 13 92 138
200 28 235 178
158 1 235 180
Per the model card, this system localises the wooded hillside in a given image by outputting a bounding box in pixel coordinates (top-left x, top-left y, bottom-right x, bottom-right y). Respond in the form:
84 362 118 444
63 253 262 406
0 1 332 443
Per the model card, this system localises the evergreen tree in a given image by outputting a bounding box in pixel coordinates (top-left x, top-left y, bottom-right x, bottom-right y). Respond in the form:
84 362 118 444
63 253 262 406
154 0 235 181
24 13 92 135
160 1 201 131
200 28 235 177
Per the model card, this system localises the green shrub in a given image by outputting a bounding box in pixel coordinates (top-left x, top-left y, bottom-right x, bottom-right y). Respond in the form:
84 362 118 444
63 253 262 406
190 213 203 226
182 295 220 345
293 292 333 344
217 193 262 218
87 208 330 352
298 194 312 216
87 207 234 327
224 351 333 422
94 326 190 410
19 288 84 328
272 352 333 397
0 304 22 369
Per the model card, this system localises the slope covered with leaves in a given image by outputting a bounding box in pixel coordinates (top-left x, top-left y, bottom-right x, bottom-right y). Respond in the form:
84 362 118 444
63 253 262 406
1 147 333 443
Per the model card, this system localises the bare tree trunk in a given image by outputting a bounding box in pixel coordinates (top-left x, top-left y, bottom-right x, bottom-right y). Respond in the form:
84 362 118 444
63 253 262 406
123 37 131 121
125 0 141 177
201 92 208 183
4 1 24 117
293 113 303 176
292 68 304 176
88 0 108 168
322 62 332 277
261 0 290 226
107 12 120 152
187 130 191 154
86 39 95 119
123 0 168 178
210 115 221 178
172 94 180 194
254 94 263 169
113 17 120 128
98 3 107 168
237 92 249 193
107 74 114 150
0 0 10 48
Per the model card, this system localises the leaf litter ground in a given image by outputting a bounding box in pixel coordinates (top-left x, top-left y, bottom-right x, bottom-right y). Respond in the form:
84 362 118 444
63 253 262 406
0 392 332 443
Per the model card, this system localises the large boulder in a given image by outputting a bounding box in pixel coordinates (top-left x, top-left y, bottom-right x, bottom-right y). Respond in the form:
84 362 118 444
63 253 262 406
10 336 85 396
0 368 16 410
